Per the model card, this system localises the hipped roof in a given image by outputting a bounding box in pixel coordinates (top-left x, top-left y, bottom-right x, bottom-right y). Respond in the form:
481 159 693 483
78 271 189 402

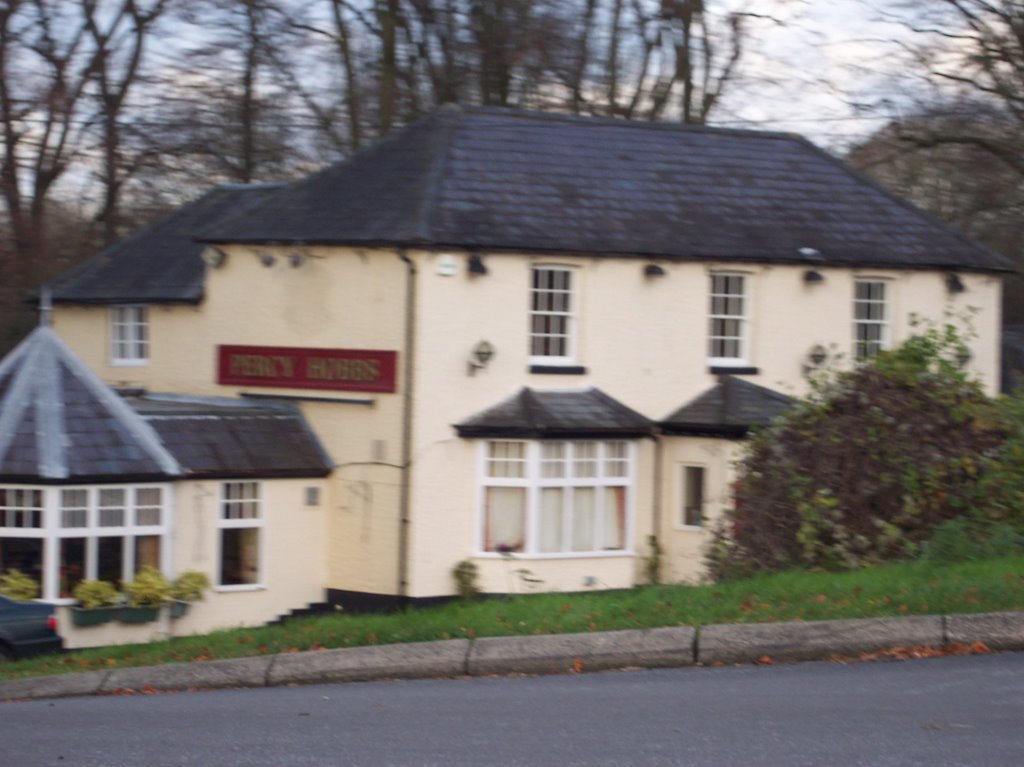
660 376 795 438
202 106 1010 273
455 388 653 439
51 184 282 305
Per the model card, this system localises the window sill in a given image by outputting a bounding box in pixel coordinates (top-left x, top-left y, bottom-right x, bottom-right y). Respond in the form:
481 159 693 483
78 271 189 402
475 550 634 560
214 584 267 593
110 359 149 368
708 365 759 376
529 365 587 375
674 525 706 533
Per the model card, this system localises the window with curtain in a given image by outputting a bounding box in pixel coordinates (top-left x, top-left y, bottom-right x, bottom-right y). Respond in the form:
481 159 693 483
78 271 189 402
481 440 631 555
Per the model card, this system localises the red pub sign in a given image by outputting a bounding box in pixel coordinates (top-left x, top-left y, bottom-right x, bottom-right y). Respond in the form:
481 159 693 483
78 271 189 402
218 345 398 393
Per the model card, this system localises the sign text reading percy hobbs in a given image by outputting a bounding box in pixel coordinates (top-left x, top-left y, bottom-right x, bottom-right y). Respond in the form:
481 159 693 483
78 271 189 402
218 345 398 393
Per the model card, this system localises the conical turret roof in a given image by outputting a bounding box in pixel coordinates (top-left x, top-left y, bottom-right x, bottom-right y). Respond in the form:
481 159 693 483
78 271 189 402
0 326 181 481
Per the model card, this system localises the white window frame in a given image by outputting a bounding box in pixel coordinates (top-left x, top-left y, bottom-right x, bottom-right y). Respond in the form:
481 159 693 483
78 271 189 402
0 484 171 602
217 481 265 591
708 273 749 366
478 440 633 557
529 265 576 365
853 279 889 360
110 305 149 366
678 465 706 529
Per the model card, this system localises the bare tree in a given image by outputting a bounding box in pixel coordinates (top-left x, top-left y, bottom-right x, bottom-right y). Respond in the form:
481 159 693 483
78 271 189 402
80 0 172 245
889 0 1024 174
0 1 92 272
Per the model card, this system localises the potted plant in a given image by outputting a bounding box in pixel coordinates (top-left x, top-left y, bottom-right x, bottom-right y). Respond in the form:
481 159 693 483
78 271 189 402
70 580 122 626
0 569 40 601
120 566 168 623
167 570 211 619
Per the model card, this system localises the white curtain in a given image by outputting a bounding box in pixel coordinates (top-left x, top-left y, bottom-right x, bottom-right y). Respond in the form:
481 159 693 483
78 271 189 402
485 487 525 551
539 488 563 552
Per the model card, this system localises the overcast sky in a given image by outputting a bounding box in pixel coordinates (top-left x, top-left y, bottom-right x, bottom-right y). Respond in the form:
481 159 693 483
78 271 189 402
711 0 944 151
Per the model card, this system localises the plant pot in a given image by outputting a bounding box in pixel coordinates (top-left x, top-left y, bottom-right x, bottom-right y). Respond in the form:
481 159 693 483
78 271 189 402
119 605 159 624
70 606 121 627
169 600 190 619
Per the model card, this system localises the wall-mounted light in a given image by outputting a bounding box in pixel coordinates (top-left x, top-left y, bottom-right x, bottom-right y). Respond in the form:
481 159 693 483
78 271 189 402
468 340 495 376
258 251 276 268
803 270 824 284
946 273 966 294
468 253 488 275
803 344 828 377
644 264 666 278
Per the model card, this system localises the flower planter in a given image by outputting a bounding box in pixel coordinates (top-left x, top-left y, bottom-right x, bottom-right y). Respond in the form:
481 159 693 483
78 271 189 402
70 605 121 627
169 600 190 620
119 605 160 624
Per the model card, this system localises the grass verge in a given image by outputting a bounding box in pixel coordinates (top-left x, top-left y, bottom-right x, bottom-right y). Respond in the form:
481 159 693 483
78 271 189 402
2 556 1022 682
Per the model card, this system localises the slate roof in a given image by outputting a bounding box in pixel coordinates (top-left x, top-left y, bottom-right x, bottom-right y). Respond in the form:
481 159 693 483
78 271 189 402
660 376 795 438
129 395 333 479
202 106 1010 273
455 388 653 439
51 184 283 305
0 326 180 482
0 328 332 482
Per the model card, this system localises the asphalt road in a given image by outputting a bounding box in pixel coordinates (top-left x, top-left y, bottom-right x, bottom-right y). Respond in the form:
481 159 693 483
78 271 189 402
1 652 1021 767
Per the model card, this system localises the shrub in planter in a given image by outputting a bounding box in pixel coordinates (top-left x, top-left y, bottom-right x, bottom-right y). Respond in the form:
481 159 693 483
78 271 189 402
121 566 168 623
0 568 39 601
70 580 122 626
168 570 211 619
169 571 211 602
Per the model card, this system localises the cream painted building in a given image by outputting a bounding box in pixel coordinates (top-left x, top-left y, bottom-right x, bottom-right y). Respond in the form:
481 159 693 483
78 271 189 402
1 106 1009 642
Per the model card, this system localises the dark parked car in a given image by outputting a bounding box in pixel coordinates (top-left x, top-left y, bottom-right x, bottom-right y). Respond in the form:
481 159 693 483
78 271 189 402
0 595 62 661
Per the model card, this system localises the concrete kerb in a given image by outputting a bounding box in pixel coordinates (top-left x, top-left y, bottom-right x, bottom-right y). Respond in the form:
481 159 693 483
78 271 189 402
1 611 1019 702
267 639 470 686
696 615 945 665
467 626 696 676
946 611 1024 652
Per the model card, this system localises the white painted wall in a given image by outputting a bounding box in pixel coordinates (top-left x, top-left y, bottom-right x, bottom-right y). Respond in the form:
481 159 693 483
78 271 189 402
51 244 1004 606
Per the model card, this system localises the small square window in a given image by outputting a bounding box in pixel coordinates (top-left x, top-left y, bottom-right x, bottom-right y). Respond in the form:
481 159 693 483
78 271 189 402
111 305 149 365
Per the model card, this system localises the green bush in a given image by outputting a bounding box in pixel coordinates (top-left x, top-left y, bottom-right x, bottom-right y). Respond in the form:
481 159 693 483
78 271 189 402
709 321 1008 580
124 566 170 608
452 559 480 600
921 517 1024 565
0 569 40 601
72 579 121 608
169 571 211 602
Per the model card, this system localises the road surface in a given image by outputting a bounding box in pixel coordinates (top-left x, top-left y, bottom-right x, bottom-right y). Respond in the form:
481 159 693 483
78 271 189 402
1 652 1021 766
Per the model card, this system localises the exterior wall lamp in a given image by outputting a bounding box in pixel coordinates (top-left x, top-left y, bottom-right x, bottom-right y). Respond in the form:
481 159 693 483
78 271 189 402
258 251 276 267
946 273 966 294
468 340 495 375
803 269 824 284
955 346 972 368
803 344 828 377
644 264 666 277
468 253 488 275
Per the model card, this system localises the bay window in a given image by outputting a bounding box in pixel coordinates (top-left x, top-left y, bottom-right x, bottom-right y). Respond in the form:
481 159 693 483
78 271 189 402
0 484 169 601
481 440 631 555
